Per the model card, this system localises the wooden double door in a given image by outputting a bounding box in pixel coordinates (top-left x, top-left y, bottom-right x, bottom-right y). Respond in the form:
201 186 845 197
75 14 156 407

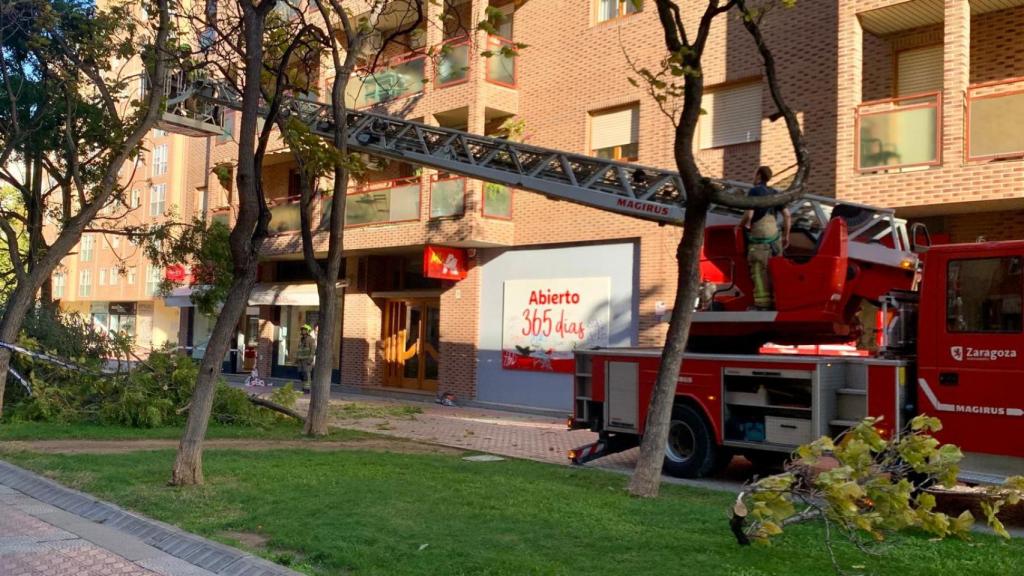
383 299 440 391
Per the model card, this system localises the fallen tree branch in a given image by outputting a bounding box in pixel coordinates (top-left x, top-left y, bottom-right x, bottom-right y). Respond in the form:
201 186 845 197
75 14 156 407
248 394 305 421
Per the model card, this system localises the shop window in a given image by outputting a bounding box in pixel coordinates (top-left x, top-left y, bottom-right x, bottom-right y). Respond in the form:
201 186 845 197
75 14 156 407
896 45 942 97
947 257 1023 333
591 105 639 161
699 81 762 149
596 0 639 23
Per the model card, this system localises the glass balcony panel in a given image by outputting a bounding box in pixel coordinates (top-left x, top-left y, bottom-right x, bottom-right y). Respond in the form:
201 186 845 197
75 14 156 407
969 91 1024 160
269 201 301 234
486 37 516 86
438 42 470 86
345 180 421 226
482 182 512 218
858 98 938 170
430 178 465 218
345 57 426 108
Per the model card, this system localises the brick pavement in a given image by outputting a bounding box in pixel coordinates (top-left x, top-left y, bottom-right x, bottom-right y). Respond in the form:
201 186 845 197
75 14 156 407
317 389 752 491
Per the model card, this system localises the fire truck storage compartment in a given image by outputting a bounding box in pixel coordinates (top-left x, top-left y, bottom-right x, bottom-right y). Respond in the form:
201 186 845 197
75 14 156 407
605 361 640 432
574 353 596 423
722 362 846 451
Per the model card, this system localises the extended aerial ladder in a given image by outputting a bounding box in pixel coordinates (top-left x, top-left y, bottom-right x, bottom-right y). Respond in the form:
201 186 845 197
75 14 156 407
160 76 924 346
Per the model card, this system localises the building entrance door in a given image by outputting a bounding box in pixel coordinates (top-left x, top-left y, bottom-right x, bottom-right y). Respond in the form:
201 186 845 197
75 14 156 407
383 299 440 392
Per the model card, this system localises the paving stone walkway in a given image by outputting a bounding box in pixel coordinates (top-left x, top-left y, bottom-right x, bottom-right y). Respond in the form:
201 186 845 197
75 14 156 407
0 463 300 576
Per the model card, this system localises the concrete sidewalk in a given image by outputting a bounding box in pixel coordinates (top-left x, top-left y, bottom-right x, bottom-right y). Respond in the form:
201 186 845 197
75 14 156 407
0 462 300 576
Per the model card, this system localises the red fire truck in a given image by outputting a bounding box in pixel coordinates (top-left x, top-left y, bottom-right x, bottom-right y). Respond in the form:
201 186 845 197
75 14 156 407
569 212 1024 483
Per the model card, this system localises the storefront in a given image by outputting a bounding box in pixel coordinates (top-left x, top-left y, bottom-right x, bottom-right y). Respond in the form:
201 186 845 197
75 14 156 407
90 302 137 338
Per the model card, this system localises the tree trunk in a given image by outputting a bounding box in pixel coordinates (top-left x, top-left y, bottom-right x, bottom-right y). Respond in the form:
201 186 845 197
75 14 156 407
0 268 57 416
304 283 336 435
627 197 710 497
171 266 259 484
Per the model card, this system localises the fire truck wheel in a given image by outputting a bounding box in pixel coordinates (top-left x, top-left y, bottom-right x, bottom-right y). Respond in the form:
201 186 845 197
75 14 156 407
662 404 721 478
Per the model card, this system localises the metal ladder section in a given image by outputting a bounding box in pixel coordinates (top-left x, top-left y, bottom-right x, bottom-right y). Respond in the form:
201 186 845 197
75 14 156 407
166 78 917 267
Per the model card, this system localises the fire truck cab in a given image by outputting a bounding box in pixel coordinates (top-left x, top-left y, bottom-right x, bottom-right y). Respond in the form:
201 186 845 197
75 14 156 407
570 232 1024 483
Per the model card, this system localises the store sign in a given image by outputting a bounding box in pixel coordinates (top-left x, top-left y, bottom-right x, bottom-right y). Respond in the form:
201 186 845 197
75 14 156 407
424 245 468 280
164 264 188 283
109 302 136 315
501 277 611 373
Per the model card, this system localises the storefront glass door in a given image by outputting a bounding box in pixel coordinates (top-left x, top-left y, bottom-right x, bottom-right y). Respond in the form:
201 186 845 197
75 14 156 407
383 299 439 392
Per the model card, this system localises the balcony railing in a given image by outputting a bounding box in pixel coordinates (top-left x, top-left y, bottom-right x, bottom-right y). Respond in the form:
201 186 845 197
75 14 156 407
437 37 471 87
345 53 427 109
855 92 941 172
485 36 517 87
345 177 421 227
430 176 466 218
967 76 1024 162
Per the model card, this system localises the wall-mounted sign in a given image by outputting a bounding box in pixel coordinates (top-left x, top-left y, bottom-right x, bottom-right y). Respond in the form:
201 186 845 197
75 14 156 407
501 277 611 373
424 245 468 280
164 264 188 283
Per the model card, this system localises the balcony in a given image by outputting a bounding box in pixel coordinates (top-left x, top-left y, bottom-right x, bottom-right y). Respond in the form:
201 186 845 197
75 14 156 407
485 36 517 87
429 176 466 218
856 93 941 172
436 38 471 87
346 53 427 109
345 177 421 227
482 182 512 219
967 77 1024 162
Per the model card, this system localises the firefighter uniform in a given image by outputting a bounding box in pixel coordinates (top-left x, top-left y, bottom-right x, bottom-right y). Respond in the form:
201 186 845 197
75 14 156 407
747 210 782 310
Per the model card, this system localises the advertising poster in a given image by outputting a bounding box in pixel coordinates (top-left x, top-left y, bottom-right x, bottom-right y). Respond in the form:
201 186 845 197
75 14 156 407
501 277 611 373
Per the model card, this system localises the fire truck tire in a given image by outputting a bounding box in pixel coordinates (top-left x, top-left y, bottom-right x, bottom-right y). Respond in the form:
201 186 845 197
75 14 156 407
662 404 724 478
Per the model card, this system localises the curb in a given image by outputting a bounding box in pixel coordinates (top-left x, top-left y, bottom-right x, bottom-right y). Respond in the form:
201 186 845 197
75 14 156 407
0 459 302 576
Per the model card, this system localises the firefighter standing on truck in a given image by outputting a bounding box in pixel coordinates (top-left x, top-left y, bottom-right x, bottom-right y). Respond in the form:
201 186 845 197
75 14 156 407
739 166 791 310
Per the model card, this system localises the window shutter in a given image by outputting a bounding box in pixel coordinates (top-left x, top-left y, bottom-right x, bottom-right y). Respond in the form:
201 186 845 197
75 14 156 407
896 45 943 96
700 82 762 149
591 106 639 151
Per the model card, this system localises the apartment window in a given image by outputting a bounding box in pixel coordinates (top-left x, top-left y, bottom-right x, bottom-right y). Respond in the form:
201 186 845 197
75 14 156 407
153 129 166 138
699 82 762 149
150 184 166 216
152 144 168 176
80 235 94 262
218 110 235 144
596 0 639 23
112 235 120 249
99 268 107 286
896 45 943 97
127 266 137 285
131 189 141 209
53 273 66 298
590 105 639 161
109 267 119 286
146 266 162 296
79 270 92 297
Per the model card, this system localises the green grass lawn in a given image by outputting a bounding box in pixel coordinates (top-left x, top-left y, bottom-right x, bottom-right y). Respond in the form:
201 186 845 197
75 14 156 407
0 421 369 441
2 448 1021 576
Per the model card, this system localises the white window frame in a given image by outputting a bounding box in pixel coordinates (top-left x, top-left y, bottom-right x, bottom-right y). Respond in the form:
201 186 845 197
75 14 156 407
152 144 168 176
109 267 119 286
99 268 107 286
80 235 94 262
127 267 137 285
149 184 166 217
53 273 66 298
79 270 92 297
146 265 162 296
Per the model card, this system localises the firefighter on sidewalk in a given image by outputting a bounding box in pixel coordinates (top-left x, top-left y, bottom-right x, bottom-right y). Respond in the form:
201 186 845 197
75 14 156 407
739 166 791 310
297 324 316 393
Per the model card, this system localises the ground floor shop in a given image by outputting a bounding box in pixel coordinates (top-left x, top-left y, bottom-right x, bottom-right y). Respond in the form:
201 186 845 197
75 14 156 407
204 240 649 411
63 299 179 354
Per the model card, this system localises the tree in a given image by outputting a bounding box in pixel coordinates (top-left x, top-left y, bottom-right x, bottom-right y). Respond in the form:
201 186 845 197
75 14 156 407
627 0 811 497
729 416 1024 573
0 0 173 415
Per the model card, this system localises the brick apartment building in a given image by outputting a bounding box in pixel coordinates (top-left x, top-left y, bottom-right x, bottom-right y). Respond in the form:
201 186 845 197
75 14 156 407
55 0 1024 412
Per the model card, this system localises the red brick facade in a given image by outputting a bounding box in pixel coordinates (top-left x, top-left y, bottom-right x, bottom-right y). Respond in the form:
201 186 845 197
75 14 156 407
183 0 1024 406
